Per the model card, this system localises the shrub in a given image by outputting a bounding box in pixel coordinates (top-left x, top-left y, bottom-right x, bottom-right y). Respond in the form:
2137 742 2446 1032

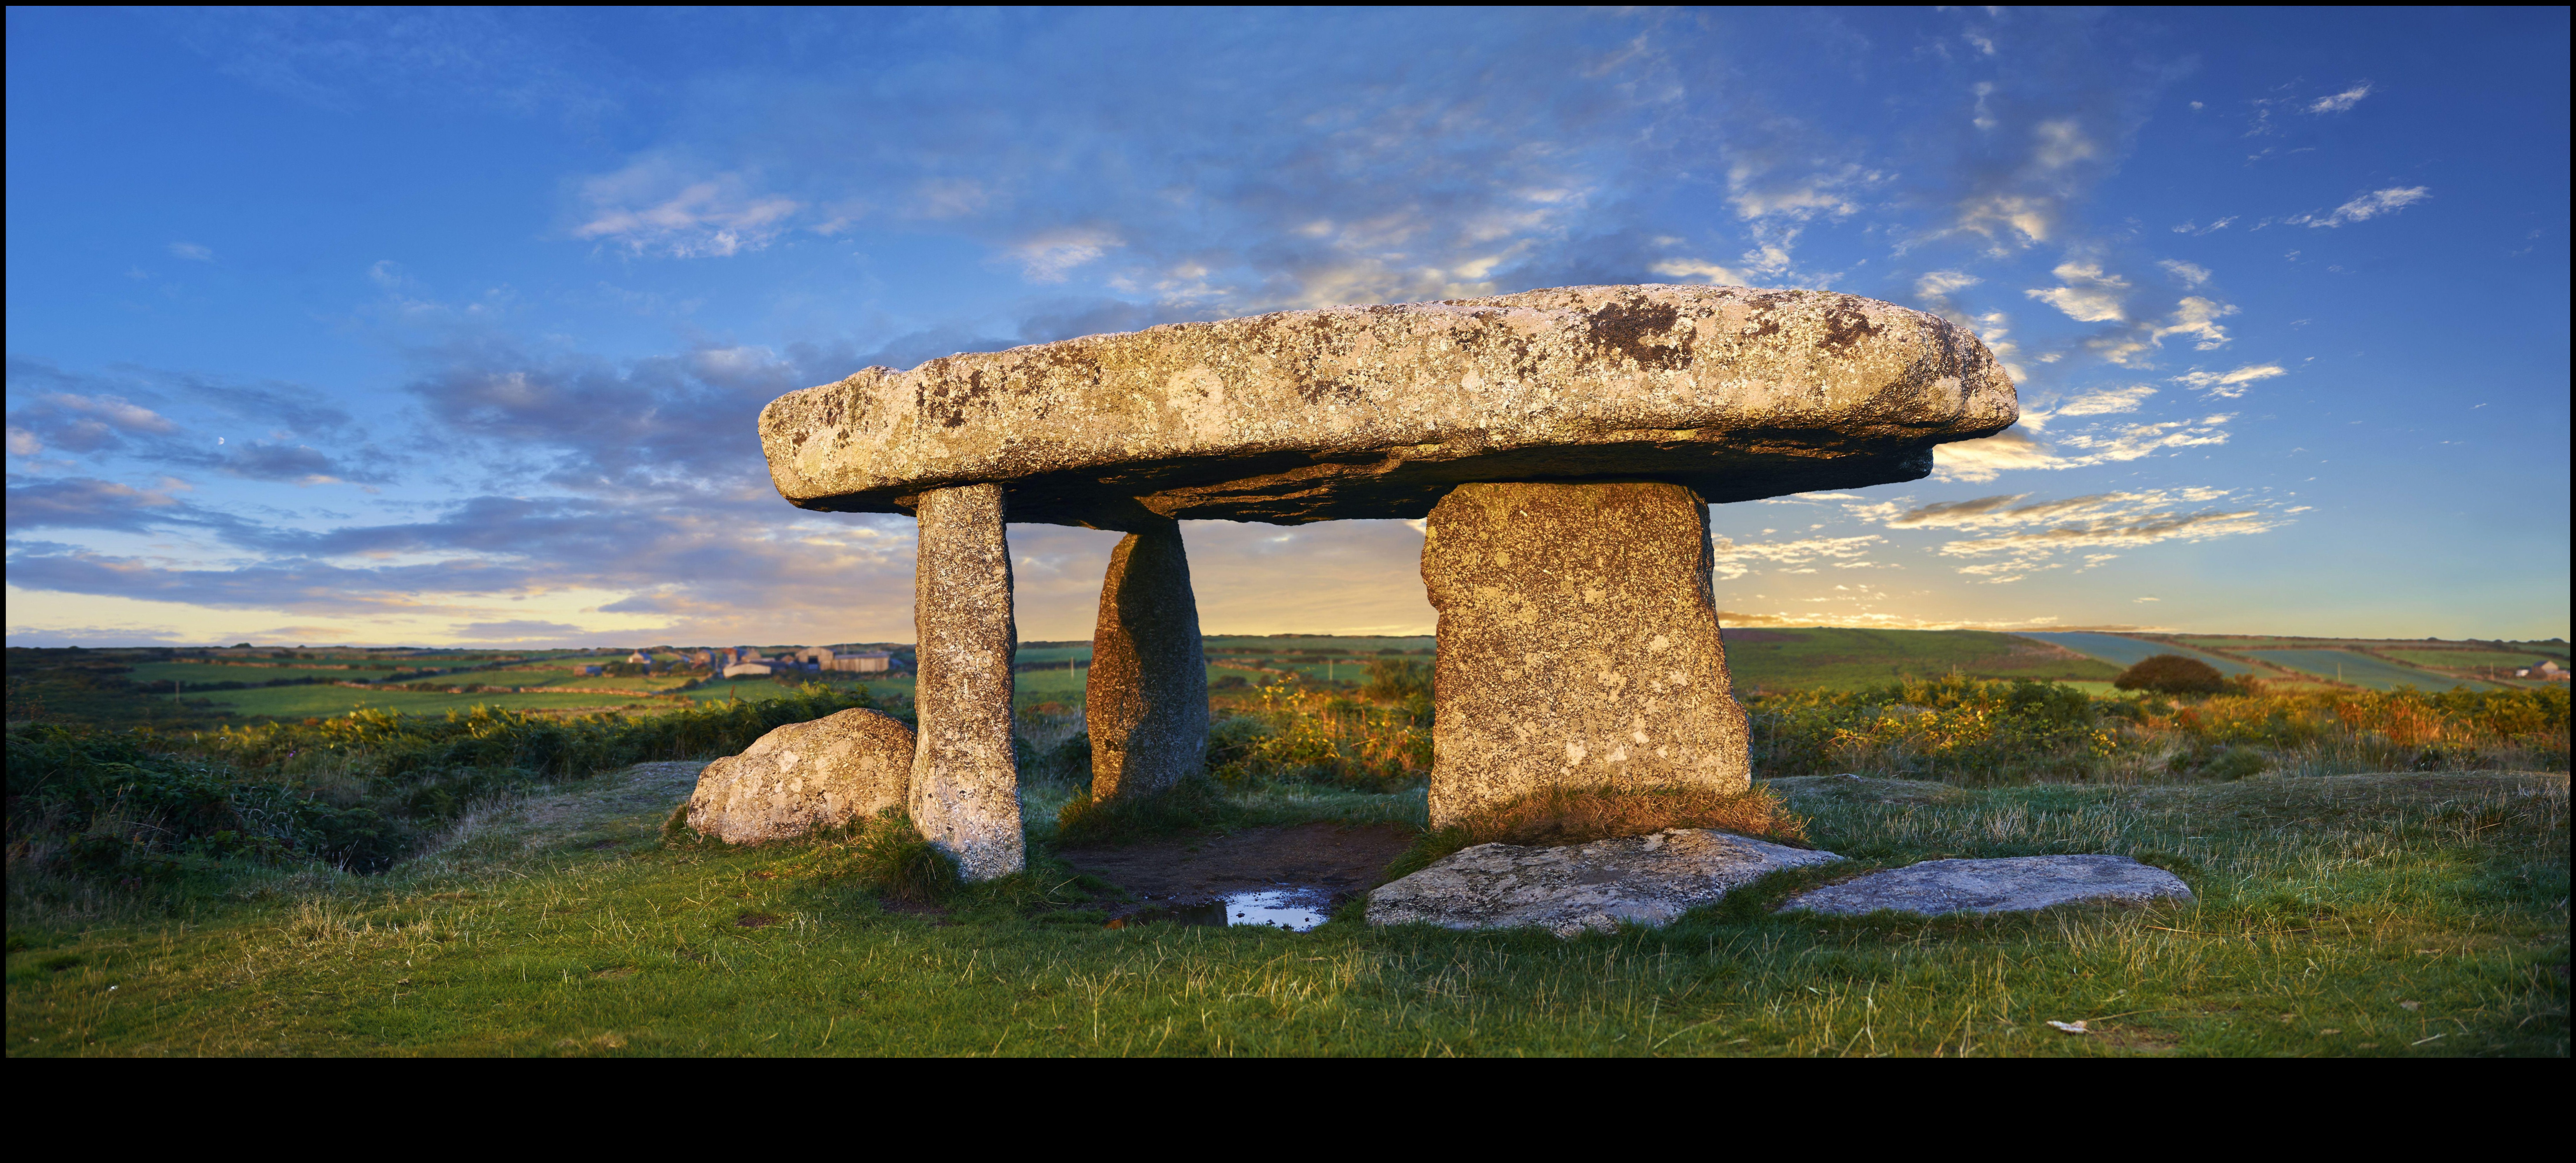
2116 654 2228 695
1362 657 1432 701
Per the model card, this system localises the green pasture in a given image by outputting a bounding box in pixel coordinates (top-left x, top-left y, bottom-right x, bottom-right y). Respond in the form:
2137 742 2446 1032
2377 648 2567 671
2015 631 2255 676
8 765 2561 1057
2243 650 2498 693
179 686 670 719
1724 629 2120 692
1204 635 1433 655
125 662 409 686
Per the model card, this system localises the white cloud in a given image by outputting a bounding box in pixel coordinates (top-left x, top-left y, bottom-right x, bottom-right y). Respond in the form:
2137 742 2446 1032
2291 186 2431 228
2157 259 2212 286
1009 227 1124 282
2171 363 2286 397
1953 193 2055 248
1709 534 1884 579
168 242 216 262
2024 261 2129 322
2306 83 2373 114
2170 217 2236 236
1652 258 1748 286
1937 504 2283 583
2151 295 2237 350
575 159 803 258
2032 119 2099 170
1915 270 1981 299
1726 162 1878 221
1933 414 2233 482
2056 384 2158 416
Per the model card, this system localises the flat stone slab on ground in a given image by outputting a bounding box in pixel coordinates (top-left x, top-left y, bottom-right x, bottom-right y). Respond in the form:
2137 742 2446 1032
1367 828 1843 937
1779 855 2193 916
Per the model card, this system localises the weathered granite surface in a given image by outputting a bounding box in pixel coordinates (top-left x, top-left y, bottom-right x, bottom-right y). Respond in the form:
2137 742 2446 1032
686 709 913 844
1423 481 1749 827
908 483 1025 881
1779 855 2194 916
1085 523 1209 799
1367 829 1843 937
759 285 2015 528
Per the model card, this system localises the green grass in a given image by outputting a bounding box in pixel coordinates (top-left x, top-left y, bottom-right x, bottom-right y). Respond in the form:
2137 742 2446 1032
186 686 673 719
2378 648 2566 671
126 662 409 685
2243 650 2498 693
2015 632 2256 676
1725 629 2122 692
10 766 2561 1056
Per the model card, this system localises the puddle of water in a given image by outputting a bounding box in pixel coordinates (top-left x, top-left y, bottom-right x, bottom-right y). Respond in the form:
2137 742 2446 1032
1120 886 1334 932
1222 888 1332 931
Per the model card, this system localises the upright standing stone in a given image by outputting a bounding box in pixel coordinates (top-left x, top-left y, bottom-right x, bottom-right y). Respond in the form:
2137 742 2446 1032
910 483 1025 880
1421 481 1749 828
1086 522 1209 799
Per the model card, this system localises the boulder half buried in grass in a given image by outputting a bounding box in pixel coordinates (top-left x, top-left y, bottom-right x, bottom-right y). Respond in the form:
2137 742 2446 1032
1367 828 1843 937
1777 855 2193 916
688 708 914 844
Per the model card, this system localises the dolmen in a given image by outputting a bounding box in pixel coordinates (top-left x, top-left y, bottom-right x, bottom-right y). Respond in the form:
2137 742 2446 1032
750 284 2016 879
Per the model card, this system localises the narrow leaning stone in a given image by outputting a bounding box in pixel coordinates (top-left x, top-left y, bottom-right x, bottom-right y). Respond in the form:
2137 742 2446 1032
910 483 1025 880
1421 481 1749 828
1086 522 1210 799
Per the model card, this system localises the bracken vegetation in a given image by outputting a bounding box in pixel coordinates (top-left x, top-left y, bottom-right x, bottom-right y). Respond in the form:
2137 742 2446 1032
1749 678 2569 786
7 685 883 901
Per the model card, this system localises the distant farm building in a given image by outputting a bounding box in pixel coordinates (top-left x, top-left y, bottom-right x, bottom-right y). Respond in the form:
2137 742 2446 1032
572 664 604 676
792 645 894 673
2517 660 2568 680
723 661 778 678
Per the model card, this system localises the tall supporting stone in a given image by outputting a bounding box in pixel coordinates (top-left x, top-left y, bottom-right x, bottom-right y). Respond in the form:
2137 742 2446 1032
1421 481 1749 828
910 483 1025 880
1086 522 1209 799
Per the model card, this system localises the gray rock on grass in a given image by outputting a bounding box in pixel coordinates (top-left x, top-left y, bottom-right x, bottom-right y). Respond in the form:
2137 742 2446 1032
1367 828 1843 937
687 708 914 844
1778 855 2193 916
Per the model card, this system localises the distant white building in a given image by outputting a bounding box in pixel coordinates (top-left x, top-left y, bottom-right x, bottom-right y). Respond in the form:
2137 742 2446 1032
2518 660 2568 680
829 651 893 673
626 650 653 665
724 661 778 678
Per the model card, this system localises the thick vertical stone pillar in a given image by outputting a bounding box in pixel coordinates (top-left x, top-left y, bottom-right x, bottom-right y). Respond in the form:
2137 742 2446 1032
910 483 1024 880
1420 481 1749 828
1086 521 1209 799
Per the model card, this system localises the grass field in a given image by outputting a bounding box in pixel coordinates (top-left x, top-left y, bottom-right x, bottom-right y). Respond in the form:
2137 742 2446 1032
2015 632 2256 676
2244 650 2499 693
178 686 673 719
126 662 412 686
8 763 2561 1057
1723 629 2120 691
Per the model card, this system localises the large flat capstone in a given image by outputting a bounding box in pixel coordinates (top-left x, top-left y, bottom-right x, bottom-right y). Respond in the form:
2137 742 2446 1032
1778 855 2194 916
759 285 2015 528
686 709 913 845
1367 829 1843 937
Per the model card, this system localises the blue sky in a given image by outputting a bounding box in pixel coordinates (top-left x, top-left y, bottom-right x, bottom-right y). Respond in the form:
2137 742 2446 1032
6 7 2568 648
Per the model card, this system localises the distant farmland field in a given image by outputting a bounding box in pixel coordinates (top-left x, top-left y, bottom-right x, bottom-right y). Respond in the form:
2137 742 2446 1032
184 685 674 718
1719 628 2119 691
2013 631 2256 675
2242 649 2499 692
